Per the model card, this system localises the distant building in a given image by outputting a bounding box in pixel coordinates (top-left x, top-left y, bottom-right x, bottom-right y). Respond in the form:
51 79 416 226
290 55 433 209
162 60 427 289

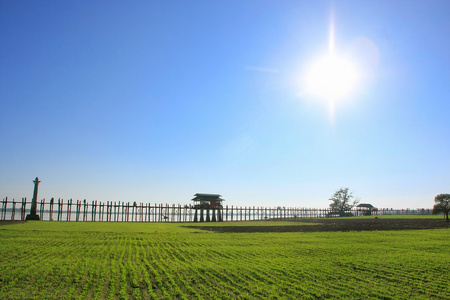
191 193 225 222
357 203 377 216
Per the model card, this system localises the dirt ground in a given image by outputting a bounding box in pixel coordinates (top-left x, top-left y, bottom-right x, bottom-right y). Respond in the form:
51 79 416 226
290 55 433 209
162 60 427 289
186 218 450 233
0 220 26 226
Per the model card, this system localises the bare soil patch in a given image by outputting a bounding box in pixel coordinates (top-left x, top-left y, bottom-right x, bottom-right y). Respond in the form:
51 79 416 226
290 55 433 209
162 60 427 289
186 218 450 233
0 220 26 226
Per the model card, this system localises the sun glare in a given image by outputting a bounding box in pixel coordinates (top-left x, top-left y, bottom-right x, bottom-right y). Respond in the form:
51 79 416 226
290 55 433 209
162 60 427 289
306 54 358 101
304 14 359 103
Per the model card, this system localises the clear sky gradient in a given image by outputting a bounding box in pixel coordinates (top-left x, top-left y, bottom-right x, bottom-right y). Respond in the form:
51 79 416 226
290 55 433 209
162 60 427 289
1 1 449 209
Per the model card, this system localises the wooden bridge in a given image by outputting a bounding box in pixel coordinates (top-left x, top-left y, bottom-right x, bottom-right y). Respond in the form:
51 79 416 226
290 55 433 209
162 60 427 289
1 197 432 223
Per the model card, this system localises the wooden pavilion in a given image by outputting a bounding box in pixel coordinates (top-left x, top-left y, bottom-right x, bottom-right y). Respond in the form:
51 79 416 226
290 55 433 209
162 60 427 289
357 203 377 216
191 193 224 222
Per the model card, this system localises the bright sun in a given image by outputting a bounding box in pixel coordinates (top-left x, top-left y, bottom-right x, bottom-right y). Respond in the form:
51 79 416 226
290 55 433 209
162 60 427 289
304 16 359 102
306 54 358 101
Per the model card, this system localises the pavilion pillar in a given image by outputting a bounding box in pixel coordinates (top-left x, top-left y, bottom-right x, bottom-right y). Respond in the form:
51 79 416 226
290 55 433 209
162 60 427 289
212 209 216 222
206 209 210 222
194 209 198 222
218 208 223 222
200 209 204 222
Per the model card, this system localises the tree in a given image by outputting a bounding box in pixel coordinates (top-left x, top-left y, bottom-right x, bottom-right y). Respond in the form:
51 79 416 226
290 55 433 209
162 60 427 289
329 188 359 217
432 194 450 221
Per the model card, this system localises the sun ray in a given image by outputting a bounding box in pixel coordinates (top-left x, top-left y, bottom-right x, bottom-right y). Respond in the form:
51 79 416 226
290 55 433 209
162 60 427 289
329 13 335 55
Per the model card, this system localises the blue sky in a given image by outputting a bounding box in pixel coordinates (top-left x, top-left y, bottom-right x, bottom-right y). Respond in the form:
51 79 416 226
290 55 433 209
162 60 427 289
1 1 449 209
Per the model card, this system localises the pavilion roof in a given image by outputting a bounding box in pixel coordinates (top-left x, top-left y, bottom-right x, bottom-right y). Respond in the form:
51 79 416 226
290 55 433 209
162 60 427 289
357 203 375 209
191 193 225 202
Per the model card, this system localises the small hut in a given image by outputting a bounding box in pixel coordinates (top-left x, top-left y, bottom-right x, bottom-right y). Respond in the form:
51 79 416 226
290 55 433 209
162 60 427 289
357 203 377 216
192 193 224 222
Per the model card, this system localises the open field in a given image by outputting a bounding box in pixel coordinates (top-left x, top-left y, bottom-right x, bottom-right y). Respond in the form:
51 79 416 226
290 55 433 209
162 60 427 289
1 218 449 299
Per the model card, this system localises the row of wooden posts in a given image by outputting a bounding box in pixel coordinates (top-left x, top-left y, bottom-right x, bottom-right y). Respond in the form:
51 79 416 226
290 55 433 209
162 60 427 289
1 197 432 223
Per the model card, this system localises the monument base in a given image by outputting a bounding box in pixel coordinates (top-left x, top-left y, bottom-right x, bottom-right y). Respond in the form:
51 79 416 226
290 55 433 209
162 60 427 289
25 214 40 221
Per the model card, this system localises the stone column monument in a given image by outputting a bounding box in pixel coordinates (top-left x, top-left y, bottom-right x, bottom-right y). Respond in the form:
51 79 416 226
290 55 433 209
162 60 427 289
26 177 41 220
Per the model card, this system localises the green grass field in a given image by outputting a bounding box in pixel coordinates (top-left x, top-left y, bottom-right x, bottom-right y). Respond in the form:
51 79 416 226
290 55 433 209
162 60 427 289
1 218 449 299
